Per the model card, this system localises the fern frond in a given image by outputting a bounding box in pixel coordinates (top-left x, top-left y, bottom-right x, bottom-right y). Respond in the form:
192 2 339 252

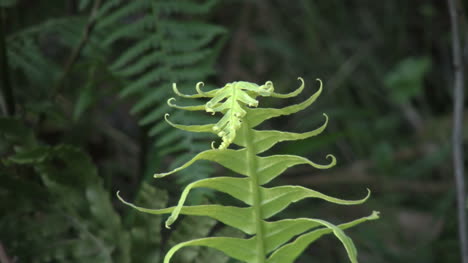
7 37 58 91
119 78 380 263
5 16 95 91
154 0 218 15
94 0 225 193
97 1 148 30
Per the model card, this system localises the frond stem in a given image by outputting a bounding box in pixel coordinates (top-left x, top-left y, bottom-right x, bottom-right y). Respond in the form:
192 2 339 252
243 114 266 262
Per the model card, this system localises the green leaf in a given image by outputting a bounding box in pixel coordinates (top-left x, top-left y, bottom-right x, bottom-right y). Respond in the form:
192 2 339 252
153 147 335 185
270 77 305 98
192 226 245 263
139 103 170 126
7 146 51 164
164 113 215 133
165 236 257 263
267 211 380 263
129 183 167 263
0 117 36 146
264 218 323 253
110 36 156 71
260 186 371 218
2 143 138 263
257 154 336 184
97 1 147 30
116 51 164 77
384 56 431 104
78 0 91 11
163 177 252 228
167 215 217 263
73 79 96 121
245 78 323 128
234 114 328 154
118 192 256 234
0 0 17 7
154 0 218 15
162 177 369 232
167 98 206 111
153 149 248 178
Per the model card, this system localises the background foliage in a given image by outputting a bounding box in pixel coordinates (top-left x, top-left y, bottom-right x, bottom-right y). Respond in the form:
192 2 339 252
0 0 465 262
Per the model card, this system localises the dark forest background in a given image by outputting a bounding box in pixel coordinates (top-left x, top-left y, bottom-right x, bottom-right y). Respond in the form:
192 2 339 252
0 0 466 262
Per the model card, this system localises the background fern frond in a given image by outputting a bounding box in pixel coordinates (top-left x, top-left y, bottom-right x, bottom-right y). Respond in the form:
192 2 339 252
92 0 225 193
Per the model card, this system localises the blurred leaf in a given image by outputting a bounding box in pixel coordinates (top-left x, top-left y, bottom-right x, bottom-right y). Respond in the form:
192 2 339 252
79 0 92 11
168 215 218 263
384 56 431 104
73 81 96 121
0 117 35 147
0 0 17 7
191 226 244 263
7 146 50 164
129 183 168 263
372 142 394 175
419 3 436 18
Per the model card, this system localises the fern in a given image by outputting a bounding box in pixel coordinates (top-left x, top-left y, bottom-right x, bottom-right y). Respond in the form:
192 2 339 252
118 78 380 263
92 0 225 186
6 16 92 82
2 144 129 263
0 117 227 263
5 15 103 114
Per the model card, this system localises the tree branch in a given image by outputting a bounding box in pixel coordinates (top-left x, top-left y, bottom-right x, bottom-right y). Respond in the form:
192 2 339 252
448 0 467 262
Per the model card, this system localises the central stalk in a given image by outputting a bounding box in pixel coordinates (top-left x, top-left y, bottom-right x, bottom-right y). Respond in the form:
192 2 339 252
242 116 266 263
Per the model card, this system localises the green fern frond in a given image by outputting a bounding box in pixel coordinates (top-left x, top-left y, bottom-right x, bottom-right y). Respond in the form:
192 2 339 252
170 80 273 149
94 0 225 190
97 1 148 30
6 16 93 89
154 0 218 15
119 78 380 263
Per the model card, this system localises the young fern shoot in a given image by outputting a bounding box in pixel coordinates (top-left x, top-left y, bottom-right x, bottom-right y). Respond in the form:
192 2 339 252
118 78 379 263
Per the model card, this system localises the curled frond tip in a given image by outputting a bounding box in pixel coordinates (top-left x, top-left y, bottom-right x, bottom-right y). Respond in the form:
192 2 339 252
325 154 337 167
172 83 181 95
196 82 206 96
271 76 305 98
297 77 304 85
315 78 323 88
167 98 176 107
164 113 171 124
172 83 194 97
